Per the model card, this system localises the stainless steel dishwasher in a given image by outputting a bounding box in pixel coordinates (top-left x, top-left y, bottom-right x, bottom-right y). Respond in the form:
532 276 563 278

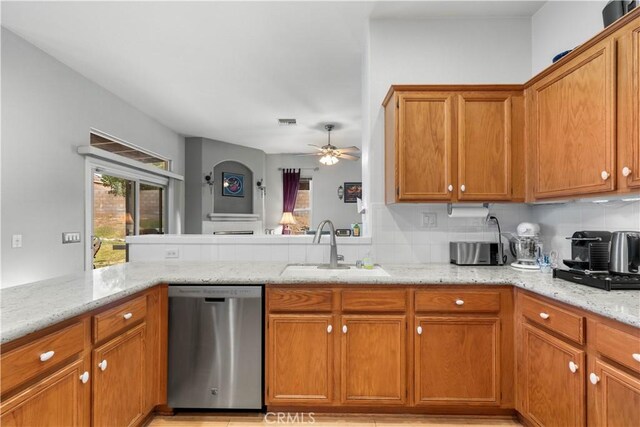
168 285 263 409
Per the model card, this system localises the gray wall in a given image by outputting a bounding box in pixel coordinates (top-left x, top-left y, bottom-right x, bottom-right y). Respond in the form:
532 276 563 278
1 28 185 288
213 161 253 214
265 154 362 231
184 137 266 233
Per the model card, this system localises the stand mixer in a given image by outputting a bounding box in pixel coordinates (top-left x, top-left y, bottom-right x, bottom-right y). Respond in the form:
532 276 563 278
505 222 542 271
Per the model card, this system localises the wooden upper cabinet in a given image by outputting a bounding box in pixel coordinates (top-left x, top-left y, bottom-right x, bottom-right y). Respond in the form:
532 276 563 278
93 323 146 427
267 314 334 404
625 23 640 188
520 323 585 426
530 38 616 199
414 316 500 406
340 315 406 405
588 358 640 426
396 93 454 201
457 93 515 200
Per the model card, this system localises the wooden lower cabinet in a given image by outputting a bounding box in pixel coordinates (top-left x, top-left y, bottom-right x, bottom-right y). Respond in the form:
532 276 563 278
415 316 500 406
267 314 334 404
93 323 147 427
341 315 407 405
519 322 586 426
0 357 90 427
588 358 640 426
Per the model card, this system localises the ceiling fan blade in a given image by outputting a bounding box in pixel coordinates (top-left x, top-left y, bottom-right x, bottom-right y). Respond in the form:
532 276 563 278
336 146 360 153
307 144 326 152
338 153 361 161
294 153 323 156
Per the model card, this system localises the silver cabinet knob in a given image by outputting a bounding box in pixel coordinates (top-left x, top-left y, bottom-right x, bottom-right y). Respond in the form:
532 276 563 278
460 184 466 192
342 325 347 334
447 184 453 192
98 359 108 371
327 325 332 334
601 171 610 180
632 353 640 363
417 326 423 335
79 371 90 384
622 167 632 177
589 372 600 385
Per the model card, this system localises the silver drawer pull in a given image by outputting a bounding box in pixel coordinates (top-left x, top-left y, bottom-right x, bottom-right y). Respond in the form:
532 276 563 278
539 312 550 320
633 353 640 363
123 312 133 320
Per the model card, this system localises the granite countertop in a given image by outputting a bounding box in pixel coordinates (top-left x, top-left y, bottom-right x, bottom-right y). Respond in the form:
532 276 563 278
1 261 639 344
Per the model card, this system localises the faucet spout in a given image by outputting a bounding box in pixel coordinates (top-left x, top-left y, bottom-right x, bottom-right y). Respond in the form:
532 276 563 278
313 220 346 269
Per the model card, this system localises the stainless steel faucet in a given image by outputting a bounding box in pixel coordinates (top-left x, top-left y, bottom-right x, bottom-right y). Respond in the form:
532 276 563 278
313 220 348 269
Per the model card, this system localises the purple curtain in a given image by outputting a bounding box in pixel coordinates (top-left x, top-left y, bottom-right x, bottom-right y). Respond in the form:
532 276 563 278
282 168 301 213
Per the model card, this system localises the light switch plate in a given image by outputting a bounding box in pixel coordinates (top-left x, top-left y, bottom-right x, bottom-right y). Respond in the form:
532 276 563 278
165 248 179 259
12 234 22 248
421 213 437 228
62 232 81 244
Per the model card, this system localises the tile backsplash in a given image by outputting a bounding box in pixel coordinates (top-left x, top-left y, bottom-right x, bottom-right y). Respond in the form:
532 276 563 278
532 200 640 262
369 203 533 264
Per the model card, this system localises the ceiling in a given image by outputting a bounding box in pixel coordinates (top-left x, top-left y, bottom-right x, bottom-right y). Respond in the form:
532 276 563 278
1 1 545 154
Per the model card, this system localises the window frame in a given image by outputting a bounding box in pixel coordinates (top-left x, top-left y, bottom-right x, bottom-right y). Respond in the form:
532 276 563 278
84 157 171 270
292 177 313 234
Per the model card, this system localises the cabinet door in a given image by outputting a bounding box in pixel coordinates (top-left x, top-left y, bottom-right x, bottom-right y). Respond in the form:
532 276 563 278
457 93 512 200
520 323 585 426
267 314 334 404
589 358 640 427
341 315 406 405
531 39 616 199
397 93 454 201
93 323 146 427
414 316 500 406
630 25 640 187
0 358 89 427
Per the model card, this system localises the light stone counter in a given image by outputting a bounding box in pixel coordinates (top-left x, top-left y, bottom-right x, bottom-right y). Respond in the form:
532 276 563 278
1 261 638 344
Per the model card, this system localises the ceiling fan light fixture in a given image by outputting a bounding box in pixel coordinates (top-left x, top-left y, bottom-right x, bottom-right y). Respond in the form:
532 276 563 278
320 154 339 165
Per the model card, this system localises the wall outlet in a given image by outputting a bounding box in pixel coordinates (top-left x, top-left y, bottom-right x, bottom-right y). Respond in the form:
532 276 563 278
421 213 437 228
165 248 180 259
11 234 22 248
62 232 81 244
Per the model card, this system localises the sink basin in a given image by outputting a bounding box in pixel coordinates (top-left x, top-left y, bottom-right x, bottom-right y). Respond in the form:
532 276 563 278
280 264 390 278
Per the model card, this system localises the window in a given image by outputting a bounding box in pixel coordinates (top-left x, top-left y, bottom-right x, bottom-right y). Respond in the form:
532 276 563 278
90 133 170 170
88 132 170 269
291 178 312 235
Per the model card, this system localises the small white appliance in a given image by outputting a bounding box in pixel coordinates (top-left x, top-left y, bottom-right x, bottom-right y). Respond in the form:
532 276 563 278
507 222 542 271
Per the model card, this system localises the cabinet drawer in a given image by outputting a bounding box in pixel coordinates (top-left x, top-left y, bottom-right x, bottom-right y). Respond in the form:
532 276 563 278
415 290 500 313
93 295 147 343
341 289 407 312
520 294 584 344
1 322 84 393
268 289 334 312
595 322 640 373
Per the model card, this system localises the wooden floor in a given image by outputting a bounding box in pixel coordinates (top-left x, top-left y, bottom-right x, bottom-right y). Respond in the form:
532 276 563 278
147 413 522 427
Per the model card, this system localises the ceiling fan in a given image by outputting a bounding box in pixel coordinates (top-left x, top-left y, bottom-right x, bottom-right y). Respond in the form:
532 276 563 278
300 124 361 165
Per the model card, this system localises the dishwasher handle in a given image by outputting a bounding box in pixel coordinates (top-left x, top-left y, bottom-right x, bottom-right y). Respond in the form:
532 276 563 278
204 297 226 303
168 285 262 299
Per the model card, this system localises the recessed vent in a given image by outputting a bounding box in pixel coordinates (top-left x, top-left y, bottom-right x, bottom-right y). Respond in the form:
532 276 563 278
278 118 297 126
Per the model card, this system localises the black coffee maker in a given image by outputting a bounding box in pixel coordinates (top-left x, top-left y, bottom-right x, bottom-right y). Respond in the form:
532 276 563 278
563 231 612 272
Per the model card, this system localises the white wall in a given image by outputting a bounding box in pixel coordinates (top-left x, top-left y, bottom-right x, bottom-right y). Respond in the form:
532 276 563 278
531 0 608 75
362 17 533 263
184 137 266 233
1 29 185 288
264 154 362 231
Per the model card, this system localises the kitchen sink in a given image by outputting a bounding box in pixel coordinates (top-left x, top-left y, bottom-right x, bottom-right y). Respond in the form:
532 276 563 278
280 264 390 278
